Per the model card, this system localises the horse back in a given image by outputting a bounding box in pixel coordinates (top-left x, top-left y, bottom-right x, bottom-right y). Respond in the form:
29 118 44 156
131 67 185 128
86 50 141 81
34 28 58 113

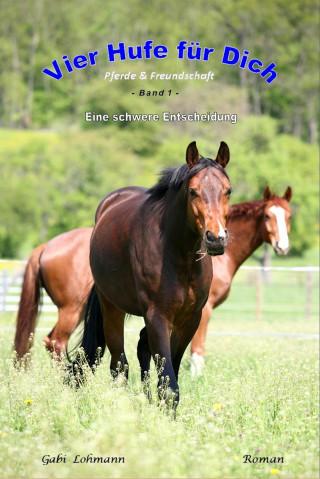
95 186 146 222
40 227 93 307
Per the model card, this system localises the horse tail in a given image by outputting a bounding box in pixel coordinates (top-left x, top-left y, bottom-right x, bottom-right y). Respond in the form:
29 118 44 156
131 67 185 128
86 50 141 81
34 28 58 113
77 286 106 368
14 243 46 359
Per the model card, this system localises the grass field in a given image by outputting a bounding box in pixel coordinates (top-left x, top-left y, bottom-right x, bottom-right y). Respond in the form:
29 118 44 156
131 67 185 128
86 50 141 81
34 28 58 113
0 249 319 479
0 312 318 479
0 249 318 478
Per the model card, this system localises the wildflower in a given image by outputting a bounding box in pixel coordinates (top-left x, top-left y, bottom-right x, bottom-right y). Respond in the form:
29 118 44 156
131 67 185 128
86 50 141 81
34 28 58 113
259 400 264 404
24 399 33 404
1 431 6 437
213 403 223 410
270 469 280 475
233 456 239 461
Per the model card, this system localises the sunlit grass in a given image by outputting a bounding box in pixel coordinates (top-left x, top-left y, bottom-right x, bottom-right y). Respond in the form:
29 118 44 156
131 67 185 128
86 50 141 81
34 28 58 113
0 324 318 478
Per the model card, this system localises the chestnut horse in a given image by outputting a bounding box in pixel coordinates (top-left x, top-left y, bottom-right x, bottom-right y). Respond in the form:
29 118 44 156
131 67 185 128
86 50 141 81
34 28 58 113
70 141 231 403
189 185 292 374
14 228 93 358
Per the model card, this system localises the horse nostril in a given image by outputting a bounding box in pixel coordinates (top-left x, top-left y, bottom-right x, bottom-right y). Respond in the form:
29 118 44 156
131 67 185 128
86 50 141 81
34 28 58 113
205 230 216 243
221 229 228 241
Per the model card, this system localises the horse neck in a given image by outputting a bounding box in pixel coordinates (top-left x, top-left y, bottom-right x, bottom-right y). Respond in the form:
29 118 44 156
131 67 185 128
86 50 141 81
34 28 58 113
161 189 202 257
225 201 265 275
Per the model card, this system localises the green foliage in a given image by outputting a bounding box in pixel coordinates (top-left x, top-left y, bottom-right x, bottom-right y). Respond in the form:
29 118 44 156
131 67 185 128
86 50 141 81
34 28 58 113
0 0 318 257
0 128 163 257
0 122 318 257
0 0 318 141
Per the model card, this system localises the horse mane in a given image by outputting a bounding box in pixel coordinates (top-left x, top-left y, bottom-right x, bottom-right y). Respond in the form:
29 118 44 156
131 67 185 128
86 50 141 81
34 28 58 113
229 193 288 222
228 199 265 220
146 156 229 202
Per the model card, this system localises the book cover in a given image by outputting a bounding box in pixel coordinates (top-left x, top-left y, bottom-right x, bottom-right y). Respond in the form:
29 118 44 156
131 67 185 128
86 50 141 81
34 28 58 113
0 0 318 478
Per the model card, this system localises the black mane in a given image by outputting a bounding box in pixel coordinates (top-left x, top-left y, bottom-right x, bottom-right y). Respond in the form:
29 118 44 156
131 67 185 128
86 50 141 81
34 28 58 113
147 156 229 202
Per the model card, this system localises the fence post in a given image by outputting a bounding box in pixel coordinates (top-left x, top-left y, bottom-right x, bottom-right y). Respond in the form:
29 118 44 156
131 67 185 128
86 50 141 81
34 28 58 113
256 269 262 323
305 268 313 320
262 243 271 283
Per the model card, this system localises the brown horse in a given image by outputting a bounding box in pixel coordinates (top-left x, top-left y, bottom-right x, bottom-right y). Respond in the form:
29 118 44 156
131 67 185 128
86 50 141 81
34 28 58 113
14 228 93 358
70 141 231 404
189 185 292 374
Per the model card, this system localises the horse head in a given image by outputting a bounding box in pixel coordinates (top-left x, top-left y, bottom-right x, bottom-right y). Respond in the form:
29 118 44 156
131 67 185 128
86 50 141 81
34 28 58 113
186 141 232 256
262 186 292 255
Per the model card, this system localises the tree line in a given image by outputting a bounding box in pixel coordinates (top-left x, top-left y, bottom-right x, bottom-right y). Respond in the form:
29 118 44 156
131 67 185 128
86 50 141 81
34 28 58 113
0 0 318 258
0 0 317 142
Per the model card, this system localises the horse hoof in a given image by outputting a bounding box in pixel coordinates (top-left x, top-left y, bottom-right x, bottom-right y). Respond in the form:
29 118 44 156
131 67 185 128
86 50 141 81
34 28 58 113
43 337 63 357
190 352 205 376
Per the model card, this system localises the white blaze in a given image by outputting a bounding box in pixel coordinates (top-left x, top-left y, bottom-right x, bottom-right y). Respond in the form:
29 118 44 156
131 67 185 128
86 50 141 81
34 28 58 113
217 220 226 238
269 206 289 250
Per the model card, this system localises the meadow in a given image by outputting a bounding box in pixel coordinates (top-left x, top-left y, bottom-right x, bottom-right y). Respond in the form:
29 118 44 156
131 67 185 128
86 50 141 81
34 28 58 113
0 308 318 479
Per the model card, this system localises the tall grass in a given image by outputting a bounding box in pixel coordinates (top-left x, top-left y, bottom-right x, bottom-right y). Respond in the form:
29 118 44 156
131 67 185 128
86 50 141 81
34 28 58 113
0 324 318 479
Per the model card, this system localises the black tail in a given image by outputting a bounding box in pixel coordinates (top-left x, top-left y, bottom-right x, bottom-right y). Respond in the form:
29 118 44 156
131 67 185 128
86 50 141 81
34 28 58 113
68 286 106 371
81 286 106 366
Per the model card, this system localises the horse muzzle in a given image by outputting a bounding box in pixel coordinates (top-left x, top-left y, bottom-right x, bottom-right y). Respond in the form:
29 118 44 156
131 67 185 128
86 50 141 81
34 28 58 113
273 242 290 256
204 230 228 256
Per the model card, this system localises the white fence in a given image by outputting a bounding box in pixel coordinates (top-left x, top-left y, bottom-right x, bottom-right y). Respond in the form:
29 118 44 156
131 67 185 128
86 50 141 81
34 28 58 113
0 260 57 316
0 260 319 322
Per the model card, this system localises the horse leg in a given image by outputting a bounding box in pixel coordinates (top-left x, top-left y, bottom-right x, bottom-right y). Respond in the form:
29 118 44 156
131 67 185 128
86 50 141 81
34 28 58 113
145 312 179 404
171 311 202 381
190 301 212 375
43 305 80 357
137 326 152 400
98 293 128 380
137 326 151 380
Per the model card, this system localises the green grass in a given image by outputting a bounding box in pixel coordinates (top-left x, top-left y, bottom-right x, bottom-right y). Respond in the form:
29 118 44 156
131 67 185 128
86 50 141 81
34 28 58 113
0 259 318 478
0 319 318 479
243 246 319 268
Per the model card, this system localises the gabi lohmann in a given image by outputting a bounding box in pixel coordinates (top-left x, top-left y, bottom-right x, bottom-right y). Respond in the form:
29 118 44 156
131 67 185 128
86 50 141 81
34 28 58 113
243 455 284 464
42 453 125 465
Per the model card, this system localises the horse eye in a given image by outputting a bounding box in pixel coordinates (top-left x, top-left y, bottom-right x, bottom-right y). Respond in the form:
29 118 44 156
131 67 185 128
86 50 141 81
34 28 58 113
189 188 198 198
265 214 270 220
225 188 232 197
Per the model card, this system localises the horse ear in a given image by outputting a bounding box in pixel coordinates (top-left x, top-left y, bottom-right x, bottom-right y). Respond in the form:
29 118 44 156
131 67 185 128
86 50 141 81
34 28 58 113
186 141 199 169
283 186 292 202
263 186 272 201
216 141 230 169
